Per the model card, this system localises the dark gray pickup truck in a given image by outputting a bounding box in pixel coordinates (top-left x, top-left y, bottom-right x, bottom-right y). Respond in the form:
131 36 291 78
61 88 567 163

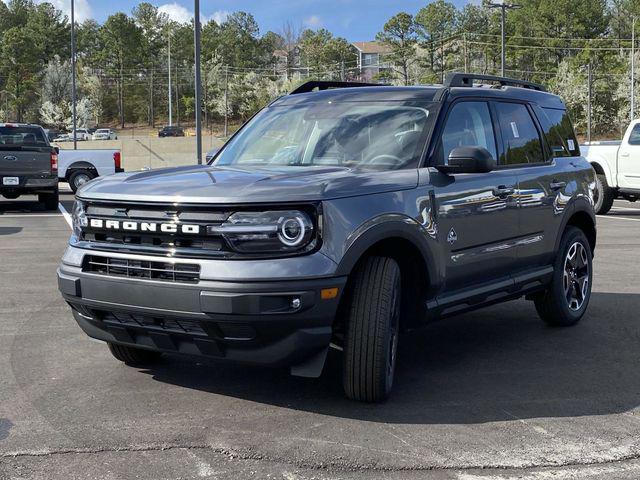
0 123 59 209
58 74 597 402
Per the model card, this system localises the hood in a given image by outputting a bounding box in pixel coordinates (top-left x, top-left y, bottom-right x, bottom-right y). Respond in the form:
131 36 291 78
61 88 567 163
77 165 419 204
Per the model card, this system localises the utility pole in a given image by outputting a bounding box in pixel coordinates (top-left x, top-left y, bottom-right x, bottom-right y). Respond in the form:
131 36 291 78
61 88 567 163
632 18 636 122
587 63 592 143
71 0 77 150
488 1 520 77
168 34 172 126
194 0 203 164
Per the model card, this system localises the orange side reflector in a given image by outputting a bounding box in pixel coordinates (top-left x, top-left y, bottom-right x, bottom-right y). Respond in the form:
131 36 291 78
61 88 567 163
321 287 339 300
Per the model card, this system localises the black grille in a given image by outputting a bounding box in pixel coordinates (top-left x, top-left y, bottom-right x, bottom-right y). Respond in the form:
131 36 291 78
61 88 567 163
100 311 207 336
83 255 200 283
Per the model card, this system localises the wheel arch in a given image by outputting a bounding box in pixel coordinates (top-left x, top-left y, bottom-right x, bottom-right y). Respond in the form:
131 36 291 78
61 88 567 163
334 220 437 331
556 200 597 255
589 160 614 187
65 161 98 180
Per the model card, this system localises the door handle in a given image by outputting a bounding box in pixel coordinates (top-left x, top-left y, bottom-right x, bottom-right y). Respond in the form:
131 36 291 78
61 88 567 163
493 185 515 197
549 180 567 191
621 152 630 157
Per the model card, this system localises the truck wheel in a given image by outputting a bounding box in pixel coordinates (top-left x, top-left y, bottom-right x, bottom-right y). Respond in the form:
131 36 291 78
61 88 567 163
594 174 615 215
342 256 401 402
534 226 592 327
68 170 95 193
107 343 162 366
38 189 59 211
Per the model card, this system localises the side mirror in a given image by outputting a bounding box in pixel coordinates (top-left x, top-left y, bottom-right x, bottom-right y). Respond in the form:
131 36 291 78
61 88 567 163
436 146 496 174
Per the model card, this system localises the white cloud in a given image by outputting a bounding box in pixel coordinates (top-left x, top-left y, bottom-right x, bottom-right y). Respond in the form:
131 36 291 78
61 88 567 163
303 15 323 28
210 10 229 25
23 0 93 22
158 2 192 24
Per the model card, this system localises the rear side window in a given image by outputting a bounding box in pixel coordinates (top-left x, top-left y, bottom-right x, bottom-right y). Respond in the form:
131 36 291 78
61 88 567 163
540 107 580 156
495 103 545 165
436 101 497 164
0 127 48 147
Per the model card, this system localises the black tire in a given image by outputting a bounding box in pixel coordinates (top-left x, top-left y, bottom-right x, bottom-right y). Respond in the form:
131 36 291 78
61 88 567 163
107 343 162 366
342 256 401 403
68 170 96 193
534 226 593 327
594 174 615 215
39 189 59 211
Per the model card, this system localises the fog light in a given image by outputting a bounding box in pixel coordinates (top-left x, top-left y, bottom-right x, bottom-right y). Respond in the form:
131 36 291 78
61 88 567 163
291 297 301 309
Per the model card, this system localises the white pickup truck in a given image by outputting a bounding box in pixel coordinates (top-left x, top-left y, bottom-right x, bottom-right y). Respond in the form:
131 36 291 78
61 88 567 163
582 120 640 214
56 148 123 192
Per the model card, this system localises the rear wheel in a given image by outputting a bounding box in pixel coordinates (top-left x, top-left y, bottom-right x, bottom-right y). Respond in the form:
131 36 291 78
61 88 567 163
39 189 59 211
342 256 401 403
594 174 615 215
107 343 162 366
534 226 592 327
68 170 96 193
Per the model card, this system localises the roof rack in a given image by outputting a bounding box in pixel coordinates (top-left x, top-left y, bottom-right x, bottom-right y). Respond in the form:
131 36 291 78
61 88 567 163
289 80 384 95
444 73 546 92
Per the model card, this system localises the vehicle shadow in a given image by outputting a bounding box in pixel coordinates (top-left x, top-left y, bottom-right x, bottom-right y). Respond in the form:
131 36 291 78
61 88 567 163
142 292 640 424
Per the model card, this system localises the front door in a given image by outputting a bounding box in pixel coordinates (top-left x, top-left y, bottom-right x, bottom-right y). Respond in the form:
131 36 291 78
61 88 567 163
431 100 519 293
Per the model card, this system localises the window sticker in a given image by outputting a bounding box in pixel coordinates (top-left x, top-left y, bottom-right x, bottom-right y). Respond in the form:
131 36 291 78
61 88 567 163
510 121 520 138
567 139 575 151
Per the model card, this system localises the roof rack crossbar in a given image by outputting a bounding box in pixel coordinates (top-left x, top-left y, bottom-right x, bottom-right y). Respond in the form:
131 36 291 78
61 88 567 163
289 80 384 95
444 73 546 92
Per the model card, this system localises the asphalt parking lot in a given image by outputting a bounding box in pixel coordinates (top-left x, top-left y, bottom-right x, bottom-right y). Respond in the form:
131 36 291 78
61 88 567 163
1 192 640 480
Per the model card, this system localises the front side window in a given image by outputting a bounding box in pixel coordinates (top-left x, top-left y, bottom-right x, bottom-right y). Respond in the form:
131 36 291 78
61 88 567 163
628 123 640 145
436 101 497 164
495 102 545 165
214 101 436 171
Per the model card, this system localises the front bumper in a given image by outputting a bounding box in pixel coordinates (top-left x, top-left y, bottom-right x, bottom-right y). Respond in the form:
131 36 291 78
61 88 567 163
57 249 346 375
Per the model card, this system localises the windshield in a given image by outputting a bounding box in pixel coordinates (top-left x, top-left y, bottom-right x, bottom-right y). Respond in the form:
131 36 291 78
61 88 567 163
96 129 109 134
213 101 437 170
0 126 48 148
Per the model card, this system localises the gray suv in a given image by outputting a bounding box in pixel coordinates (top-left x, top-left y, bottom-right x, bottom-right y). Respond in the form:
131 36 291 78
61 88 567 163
58 74 597 402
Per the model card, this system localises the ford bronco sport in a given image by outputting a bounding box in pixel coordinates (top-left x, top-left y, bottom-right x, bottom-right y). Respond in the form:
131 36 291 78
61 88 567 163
58 74 597 402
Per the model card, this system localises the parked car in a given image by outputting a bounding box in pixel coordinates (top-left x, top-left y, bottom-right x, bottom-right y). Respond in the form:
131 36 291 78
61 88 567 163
71 129 91 141
92 129 118 141
57 148 123 192
58 75 597 402
582 120 640 214
44 129 62 142
158 125 185 137
0 123 59 209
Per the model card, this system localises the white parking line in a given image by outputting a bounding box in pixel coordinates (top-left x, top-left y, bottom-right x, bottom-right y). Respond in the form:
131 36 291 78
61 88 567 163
58 202 73 229
0 213 62 218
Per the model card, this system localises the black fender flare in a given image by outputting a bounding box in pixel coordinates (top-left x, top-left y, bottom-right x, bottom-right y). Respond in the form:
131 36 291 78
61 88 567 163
334 215 439 289
553 196 597 253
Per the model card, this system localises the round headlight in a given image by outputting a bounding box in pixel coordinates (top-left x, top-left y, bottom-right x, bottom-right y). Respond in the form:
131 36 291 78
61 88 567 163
279 216 306 246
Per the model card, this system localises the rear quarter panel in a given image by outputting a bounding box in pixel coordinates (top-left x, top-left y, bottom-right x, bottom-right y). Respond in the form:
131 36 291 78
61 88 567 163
58 150 118 178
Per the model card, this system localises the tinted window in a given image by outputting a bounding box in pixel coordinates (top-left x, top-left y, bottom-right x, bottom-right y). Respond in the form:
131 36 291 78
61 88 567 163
629 123 640 145
541 107 580 155
495 103 545 165
437 101 497 164
0 126 48 147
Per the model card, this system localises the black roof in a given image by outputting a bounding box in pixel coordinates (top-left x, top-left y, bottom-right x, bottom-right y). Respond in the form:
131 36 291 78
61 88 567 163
274 77 565 110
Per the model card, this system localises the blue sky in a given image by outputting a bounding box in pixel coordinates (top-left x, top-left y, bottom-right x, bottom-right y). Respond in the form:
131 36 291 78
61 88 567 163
42 0 471 41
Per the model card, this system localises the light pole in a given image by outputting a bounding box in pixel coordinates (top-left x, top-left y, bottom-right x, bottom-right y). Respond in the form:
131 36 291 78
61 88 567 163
488 0 520 77
168 33 172 126
632 17 636 122
194 0 202 164
71 0 77 150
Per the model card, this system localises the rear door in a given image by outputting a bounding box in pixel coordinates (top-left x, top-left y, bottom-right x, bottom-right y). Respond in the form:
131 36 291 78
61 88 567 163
430 100 519 292
494 102 575 272
0 126 52 177
618 122 640 190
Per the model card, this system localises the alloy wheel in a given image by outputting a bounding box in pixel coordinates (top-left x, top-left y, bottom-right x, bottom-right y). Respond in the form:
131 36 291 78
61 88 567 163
563 241 590 311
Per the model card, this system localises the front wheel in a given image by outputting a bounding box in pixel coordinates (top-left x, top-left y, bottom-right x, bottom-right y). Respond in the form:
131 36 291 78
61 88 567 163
39 189 59 211
534 226 593 327
107 343 162 366
342 256 401 402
